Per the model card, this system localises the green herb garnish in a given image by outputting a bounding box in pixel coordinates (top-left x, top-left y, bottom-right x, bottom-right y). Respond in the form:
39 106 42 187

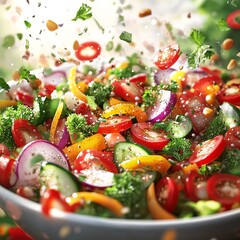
24 20 32 28
72 3 92 21
119 31 132 43
0 78 10 91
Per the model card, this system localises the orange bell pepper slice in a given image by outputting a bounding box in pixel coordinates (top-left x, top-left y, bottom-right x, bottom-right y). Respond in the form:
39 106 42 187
63 133 107 164
0 100 17 108
146 183 176 220
101 103 147 122
67 192 127 217
68 66 87 102
49 100 64 143
120 155 171 175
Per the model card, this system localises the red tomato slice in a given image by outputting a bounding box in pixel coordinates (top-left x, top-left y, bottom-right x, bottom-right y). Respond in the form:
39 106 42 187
189 135 225 167
153 43 180 70
179 90 213 133
38 83 56 97
8 227 33 240
155 176 179 212
184 170 208 202
0 155 15 188
76 102 98 125
98 116 133 134
217 80 240 106
12 119 43 148
206 173 240 206
0 143 10 157
41 189 73 217
75 41 101 61
128 73 147 83
104 132 126 149
226 9 240 29
16 89 34 107
74 149 118 173
130 122 169 150
224 126 240 150
112 79 144 103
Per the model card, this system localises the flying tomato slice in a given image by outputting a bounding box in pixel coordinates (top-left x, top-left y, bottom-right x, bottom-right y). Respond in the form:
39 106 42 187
189 135 225 167
75 41 101 61
130 122 169 150
97 116 133 134
12 119 43 148
226 10 240 29
206 173 240 207
155 176 179 212
153 43 180 70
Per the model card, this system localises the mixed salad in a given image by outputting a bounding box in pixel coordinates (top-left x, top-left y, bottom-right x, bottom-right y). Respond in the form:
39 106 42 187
0 37 239 222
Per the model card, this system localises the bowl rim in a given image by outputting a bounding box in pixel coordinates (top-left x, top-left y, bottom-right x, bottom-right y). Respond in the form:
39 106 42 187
1 185 240 228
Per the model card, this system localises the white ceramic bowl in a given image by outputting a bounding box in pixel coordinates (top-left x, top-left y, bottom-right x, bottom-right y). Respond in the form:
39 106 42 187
0 185 240 240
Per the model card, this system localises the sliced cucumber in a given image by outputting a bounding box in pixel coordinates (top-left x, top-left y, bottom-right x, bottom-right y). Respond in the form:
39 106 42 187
219 102 240 129
114 142 151 171
39 162 79 197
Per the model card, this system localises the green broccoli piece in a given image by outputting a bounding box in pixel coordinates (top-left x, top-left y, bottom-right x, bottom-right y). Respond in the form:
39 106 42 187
218 149 240 174
179 200 221 218
65 113 99 143
198 163 221 176
85 81 113 108
202 114 227 140
105 172 149 219
161 137 192 161
0 103 34 150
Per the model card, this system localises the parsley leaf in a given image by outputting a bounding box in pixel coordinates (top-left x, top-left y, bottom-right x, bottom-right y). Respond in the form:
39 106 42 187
2 35 15 48
72 3 92 21
217 18 231 31
119 31 132 43
190 29 205 47
0 77 10 91
24 20 32 28
19 67 37 82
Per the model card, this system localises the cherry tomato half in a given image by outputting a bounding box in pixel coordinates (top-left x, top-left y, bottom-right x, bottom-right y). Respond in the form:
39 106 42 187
206 173 240 206
75 41 101 61
16 89 34 107
112 79 144 103
153 43 180 70
12 119 43 148
217 80 240 106
224 126 240 150
155 176 179 212
130 122 169 150
189 135 225 167
0 155 15 188
98 116 133 134
184 170 208 202
226 10 240 29
74 149 118 173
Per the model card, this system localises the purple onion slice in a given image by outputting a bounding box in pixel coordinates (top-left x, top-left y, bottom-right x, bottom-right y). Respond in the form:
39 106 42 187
147 90 177 122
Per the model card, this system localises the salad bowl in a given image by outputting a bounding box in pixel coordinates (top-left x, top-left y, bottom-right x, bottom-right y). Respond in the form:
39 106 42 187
0 185 240 240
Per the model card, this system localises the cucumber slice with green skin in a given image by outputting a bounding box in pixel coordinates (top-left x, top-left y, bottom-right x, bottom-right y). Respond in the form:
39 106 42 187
219 102 240 129
40 162 79 197
114 142 152 172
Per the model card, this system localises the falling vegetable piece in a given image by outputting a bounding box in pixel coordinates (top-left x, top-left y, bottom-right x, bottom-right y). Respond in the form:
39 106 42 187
75 41 101 61
67 192 127 217
146 183 176 220
120 155 171 174
46 20 58 31
68 66 87 102
102 103 148 122
226 9 240 29
63 133 107 164
0 100 17 108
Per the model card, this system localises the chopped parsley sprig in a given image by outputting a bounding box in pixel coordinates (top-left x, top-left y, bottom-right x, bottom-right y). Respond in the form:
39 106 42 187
0 78 10 91
72 3 92 21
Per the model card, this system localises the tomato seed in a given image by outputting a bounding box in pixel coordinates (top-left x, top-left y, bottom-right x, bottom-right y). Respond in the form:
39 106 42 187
46 20 58 31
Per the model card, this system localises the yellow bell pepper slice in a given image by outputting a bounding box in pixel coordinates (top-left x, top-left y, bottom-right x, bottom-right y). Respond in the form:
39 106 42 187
120 155 171 174
67 192 127 217
170 70 185 93
68 66 87 102
49 100 64 143
101 103 148 122
0 99 17 108
146 183 176 220
63 133 107 164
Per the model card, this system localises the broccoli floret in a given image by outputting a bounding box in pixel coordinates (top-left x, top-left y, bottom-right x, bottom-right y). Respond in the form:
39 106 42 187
161 137 192 161
202 115 227 140
105 172 148 219
65 113 99 143
85 81 113 108
218 149 240 174
198 163 221 176
0 103 34 150
179 200 221 218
